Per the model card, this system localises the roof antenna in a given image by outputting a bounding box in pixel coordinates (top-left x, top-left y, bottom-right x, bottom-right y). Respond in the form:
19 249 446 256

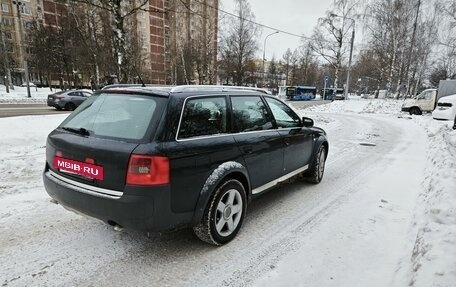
135 70 146 87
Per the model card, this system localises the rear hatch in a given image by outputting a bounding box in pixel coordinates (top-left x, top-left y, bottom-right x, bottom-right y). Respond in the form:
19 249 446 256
45 92 168 191
432 96 456 120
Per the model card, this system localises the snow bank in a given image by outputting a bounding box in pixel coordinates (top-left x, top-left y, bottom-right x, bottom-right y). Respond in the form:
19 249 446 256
0 115 66 195
301 98 456 286
406 118 456 287
306 98 404 115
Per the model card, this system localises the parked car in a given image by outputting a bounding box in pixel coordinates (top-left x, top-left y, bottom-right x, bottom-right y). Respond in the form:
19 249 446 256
432 94 456 120
47 90 93 111
43 85 329 245
20 82 36 87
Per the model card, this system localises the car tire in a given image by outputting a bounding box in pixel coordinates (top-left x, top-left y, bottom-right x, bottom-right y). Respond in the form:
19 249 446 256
409 107 422 115
65 103 76 111
304 144 327 184
193 179 247 246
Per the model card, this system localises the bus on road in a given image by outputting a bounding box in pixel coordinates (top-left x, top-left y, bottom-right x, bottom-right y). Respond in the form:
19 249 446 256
286 86 317 101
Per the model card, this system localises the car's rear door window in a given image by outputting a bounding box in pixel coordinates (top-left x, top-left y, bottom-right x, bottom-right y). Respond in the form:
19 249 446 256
230 96 273 132
59 93 164 141
178 96 227 139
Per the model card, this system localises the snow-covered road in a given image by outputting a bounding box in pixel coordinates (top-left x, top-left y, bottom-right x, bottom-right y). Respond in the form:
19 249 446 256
1 99 455 287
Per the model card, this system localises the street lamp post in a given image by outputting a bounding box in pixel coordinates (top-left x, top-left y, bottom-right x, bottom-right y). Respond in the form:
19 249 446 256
330 14 355 100
12 0 31 98
262 31 279 86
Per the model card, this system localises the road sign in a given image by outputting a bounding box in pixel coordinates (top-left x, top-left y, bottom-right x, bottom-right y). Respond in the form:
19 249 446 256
324 75 330 84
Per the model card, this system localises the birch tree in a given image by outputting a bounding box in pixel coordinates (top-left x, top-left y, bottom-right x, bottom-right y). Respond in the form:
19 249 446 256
435 0 456 80
310 0 358 89
63 0 151 83
363 0 438 96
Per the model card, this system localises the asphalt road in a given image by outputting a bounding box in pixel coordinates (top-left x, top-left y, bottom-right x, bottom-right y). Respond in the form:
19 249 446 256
0 104 70 118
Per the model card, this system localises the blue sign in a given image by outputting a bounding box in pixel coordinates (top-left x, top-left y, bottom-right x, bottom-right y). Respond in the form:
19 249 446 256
324 75 330 84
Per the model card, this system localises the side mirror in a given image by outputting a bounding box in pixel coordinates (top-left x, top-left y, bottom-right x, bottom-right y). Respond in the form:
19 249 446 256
302 117 314 128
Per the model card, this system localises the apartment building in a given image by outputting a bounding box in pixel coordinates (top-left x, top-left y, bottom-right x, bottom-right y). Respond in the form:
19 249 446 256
1 0 43 85
165 0 219 84
1 0 218 86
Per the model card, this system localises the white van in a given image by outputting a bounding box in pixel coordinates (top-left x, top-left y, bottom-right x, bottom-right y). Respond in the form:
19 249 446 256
432 94 456 120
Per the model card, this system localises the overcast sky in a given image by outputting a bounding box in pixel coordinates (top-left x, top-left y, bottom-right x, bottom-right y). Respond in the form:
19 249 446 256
220 0 335 60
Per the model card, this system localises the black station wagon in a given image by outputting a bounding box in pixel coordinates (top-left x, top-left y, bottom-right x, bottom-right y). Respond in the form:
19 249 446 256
43 85 329 245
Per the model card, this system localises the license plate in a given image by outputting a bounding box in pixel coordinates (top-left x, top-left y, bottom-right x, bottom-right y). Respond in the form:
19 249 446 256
53 156 104 180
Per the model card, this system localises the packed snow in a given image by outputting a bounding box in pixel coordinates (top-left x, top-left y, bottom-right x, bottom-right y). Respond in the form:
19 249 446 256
0 91 455 287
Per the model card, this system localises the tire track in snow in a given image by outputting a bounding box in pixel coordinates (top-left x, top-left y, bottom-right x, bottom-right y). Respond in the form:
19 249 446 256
72 113 403 287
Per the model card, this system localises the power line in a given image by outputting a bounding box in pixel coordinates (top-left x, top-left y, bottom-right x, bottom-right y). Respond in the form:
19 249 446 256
192 0 312 40
191 0 350 46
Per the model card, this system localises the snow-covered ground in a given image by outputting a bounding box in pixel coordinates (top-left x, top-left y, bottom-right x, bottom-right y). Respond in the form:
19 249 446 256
0 97 455 287
0 85 60 104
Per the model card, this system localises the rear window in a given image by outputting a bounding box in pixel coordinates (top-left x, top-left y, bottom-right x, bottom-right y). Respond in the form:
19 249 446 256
59 93 165 141
437 102 452 107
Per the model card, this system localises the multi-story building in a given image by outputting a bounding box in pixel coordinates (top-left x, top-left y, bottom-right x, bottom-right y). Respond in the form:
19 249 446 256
1 0 43 85
1 0 219 86
165 0 219 85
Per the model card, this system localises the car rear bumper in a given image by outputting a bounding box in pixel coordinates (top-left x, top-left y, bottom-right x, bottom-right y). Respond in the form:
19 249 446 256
432 109 455 120
47 101 63 108
43 170 193 232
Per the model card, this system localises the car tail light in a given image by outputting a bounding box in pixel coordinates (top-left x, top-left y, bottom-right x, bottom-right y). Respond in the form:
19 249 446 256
126 154 169 185
56 96 64 99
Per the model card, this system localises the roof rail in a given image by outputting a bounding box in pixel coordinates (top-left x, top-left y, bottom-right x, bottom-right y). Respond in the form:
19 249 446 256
170 85 270 94
101 84 173 91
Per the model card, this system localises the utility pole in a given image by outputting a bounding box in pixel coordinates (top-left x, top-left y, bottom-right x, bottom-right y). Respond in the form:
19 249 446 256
12 0 31 97
345 26 355 100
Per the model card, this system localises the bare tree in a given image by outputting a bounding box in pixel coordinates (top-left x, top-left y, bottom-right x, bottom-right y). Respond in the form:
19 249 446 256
62 0 151 83
288 50 300 85
281 49 293 85
363 0 438 97
297 41 319 85
435 0 456 79
218 0 260 86
310 0 358 89
267 56 279 89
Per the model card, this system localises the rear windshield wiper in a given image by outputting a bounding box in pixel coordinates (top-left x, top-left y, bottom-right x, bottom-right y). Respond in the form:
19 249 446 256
62 127 91 136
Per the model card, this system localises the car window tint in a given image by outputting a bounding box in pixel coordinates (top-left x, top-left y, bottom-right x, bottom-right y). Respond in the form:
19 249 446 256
68 92 78 96
265 97 301 128
230 96 273 132
59 94 162 141
178 97 227 139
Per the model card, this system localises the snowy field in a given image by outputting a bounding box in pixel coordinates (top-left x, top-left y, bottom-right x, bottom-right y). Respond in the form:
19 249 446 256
0 96 455 287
